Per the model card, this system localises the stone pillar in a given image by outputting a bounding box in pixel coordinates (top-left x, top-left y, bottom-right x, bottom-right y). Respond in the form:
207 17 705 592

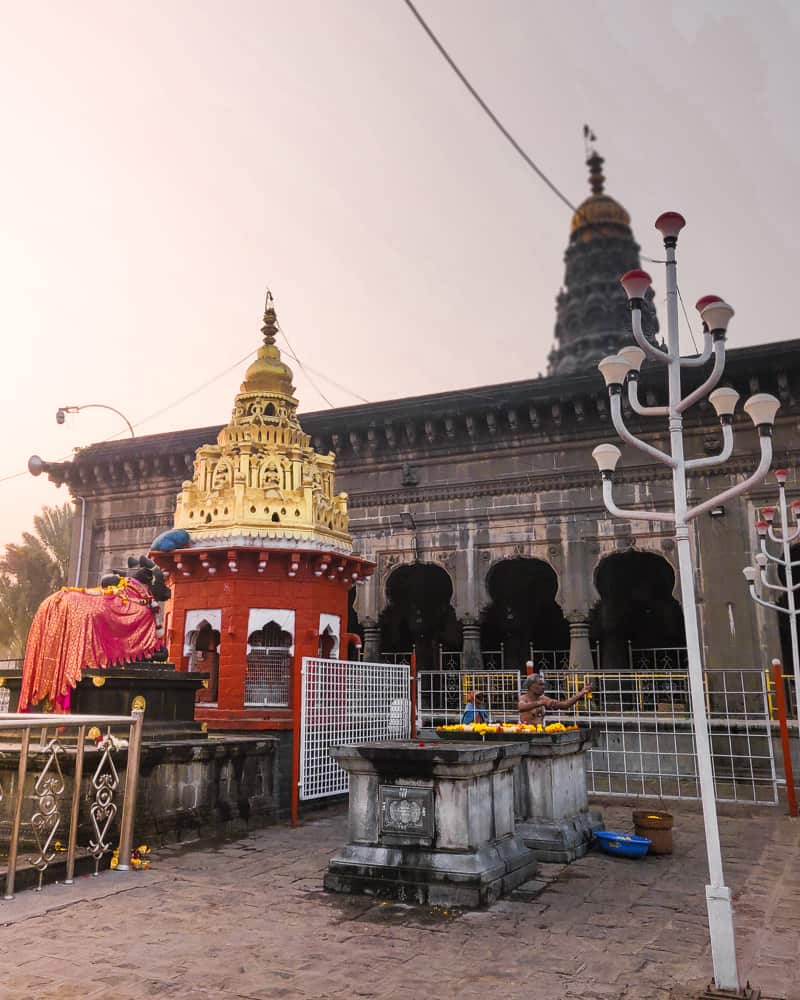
566 611 593 672
362 617 381 662
461 614 482 670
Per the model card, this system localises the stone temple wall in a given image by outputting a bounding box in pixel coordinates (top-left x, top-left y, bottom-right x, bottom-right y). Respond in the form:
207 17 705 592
46 339 800 675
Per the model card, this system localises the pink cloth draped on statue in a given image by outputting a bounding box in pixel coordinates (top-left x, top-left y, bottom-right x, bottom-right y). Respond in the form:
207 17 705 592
19 578 163 713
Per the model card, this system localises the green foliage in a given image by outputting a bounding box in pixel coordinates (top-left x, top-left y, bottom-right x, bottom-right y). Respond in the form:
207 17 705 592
0 503 73 658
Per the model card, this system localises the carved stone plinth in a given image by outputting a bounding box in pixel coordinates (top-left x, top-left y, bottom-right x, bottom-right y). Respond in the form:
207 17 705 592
324 741 538 907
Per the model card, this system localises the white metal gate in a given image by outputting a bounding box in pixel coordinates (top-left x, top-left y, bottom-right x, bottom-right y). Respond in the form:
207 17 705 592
299 657 411 800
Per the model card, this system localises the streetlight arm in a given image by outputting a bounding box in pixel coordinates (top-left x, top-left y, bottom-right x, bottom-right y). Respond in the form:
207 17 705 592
61 404 135 438
679 331 714 368
685 421 734 470
610 393 676 466
757 540 800 567
632 307 671 364
768 523 800 545
756 569 792 594
600 477 676 523
746 583 790 613
676 338 726 413
626 378 669 417
686 432 773 521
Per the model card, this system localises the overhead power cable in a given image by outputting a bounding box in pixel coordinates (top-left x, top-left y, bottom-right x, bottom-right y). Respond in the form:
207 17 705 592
401 0 665 266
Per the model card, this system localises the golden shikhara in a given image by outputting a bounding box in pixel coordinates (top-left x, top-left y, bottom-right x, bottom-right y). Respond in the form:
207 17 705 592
174 293 352 553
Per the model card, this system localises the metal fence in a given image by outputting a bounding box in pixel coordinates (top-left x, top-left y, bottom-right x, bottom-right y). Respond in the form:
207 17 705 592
378 651 414 666
0 710 145 898
543 669 778 805
299 657 411 800
529 645 601 673
417 667 779 805
417 670 522 727
436 648 506 670
628 645 689 672
244 649 291 706
765 669 798 721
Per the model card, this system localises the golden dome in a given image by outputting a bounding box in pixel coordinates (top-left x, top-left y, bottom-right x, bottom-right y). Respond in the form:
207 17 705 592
570 147 631 240
570 193 631 235
240 293 295 396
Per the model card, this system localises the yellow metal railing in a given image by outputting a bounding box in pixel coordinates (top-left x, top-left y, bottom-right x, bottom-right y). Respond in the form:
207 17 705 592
764 670 797 721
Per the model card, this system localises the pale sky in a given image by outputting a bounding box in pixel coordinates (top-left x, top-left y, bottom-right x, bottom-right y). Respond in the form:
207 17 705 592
2 0 798 551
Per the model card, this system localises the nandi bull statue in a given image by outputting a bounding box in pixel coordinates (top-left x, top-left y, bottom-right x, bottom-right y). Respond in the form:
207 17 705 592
18 555 171 713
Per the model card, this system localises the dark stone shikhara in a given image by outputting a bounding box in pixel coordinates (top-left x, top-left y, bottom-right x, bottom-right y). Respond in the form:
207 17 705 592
548 150 659 377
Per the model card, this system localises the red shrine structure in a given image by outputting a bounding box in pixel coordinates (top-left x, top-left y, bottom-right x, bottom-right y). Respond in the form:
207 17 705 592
152 294 374 815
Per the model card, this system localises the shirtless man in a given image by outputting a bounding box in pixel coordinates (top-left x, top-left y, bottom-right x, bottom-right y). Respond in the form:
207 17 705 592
518 672 592 725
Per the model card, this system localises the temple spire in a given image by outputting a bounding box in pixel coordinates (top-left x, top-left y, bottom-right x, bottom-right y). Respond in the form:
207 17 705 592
261 289 278 346
546 140 658 377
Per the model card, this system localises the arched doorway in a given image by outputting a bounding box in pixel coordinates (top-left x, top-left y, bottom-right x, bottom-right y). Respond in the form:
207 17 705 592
186 618 221 703
591 550 686 670
347 588 364 660
480 558 569 671
379 563 460 671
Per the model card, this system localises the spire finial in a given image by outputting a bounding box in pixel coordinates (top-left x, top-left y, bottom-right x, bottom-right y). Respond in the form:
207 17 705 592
261 289 278 346
583 125 605 195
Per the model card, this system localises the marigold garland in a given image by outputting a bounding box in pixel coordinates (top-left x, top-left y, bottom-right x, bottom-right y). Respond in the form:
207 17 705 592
436 722 579 735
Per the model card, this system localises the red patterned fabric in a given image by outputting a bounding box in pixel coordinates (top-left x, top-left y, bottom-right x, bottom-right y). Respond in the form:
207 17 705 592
19 578 162 712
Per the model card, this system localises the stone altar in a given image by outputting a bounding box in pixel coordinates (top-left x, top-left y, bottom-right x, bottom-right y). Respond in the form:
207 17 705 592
513 729 604 862
324 741 538 907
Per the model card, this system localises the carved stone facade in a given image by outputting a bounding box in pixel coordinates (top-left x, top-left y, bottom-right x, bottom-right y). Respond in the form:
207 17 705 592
39 336 800 673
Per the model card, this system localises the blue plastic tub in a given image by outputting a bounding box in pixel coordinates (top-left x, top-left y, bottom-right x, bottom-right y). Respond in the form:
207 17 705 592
594 830 651 858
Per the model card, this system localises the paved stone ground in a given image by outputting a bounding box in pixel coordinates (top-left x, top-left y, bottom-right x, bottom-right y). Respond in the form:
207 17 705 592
0 800 798 1000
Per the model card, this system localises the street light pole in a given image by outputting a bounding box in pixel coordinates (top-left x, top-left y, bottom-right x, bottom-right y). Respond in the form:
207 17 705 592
592 211 779 998
743 470 800 730
56 404 135 438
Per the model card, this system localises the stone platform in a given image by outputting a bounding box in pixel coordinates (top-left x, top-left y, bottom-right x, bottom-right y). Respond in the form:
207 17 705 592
513 729 604 862
324 740 538 907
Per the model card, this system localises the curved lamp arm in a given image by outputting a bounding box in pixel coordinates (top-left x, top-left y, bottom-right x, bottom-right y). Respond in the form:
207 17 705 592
685 421 734 470
601 478 675 523
676 338 726 413
679 331 714 368
756 570 791 594
747 584 792 614
687 433 773 521
757 540 800 568
768 523 800 545
632 308 671 364
610 393 675 467
627 377 669 417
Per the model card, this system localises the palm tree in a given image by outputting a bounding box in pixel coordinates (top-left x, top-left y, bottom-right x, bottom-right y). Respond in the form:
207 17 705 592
0 503 73 657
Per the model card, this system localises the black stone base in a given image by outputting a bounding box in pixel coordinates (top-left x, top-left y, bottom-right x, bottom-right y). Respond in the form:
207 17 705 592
516 808 605 863
4 663 209 742
324 836 538 908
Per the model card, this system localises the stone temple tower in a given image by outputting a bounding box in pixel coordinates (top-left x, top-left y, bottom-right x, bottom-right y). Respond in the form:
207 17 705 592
547 148 659 376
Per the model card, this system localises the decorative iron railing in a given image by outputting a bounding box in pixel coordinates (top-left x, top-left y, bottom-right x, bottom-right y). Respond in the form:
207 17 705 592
0 710 144 898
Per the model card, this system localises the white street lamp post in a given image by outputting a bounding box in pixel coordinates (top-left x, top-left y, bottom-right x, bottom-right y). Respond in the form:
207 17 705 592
591 210 779 997
743 470 800 729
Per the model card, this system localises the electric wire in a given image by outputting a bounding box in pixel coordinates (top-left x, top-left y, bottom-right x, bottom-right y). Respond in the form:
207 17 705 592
676 285 701 355
274 322 334 409
401 0 665 266
0 331 371 481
